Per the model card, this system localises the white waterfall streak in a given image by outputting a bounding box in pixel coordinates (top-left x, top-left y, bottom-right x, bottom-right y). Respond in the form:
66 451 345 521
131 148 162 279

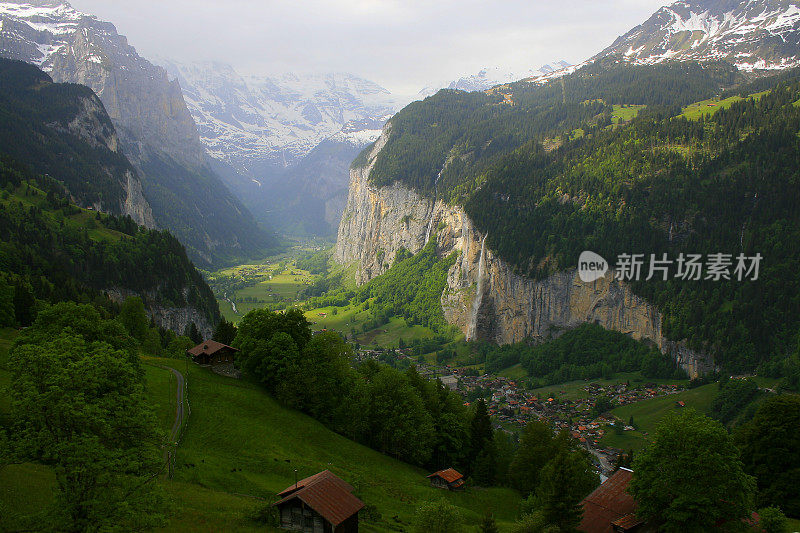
467 233 488 340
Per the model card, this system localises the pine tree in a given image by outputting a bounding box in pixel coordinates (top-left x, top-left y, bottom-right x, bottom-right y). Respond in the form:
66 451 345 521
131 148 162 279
212 318 237 345
468 399 494 476
12 281 35 326
186 322 202 345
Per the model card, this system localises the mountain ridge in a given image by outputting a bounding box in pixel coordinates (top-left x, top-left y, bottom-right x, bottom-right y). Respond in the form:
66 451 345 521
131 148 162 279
597 0 800 70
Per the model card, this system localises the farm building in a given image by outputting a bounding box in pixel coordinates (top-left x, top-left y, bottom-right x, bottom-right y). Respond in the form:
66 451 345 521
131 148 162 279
186 340 238 366
426 468 465 491
579 467 645 533
274 470 364 533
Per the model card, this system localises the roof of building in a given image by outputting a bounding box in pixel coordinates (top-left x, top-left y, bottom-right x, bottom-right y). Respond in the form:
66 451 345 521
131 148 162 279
427 468 464 484
611 512 645 530
579 468 642 533
186 339 238 357
274 470 364 526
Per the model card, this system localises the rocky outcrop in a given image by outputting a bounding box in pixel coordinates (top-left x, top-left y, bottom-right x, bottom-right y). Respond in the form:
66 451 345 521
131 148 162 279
335 128 715 377
105 287 214 340
65 93 156 226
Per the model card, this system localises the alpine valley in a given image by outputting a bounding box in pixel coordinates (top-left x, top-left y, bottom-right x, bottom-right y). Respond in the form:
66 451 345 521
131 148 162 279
1 0 800 532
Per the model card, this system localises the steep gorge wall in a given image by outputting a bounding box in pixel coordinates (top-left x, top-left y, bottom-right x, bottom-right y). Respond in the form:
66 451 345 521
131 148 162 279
335 129 715 377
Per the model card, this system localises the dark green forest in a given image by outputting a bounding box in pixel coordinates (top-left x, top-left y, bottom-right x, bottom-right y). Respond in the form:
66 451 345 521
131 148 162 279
479 323 686 386
0 58 133 213
358 61 800 372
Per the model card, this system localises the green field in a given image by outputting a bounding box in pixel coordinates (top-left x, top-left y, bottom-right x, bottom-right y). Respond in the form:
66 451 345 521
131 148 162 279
681 90 769 120
599 383 719 451
210 261 315 321
306 305 438 347
144 364 178 434
1 356 523 531
611 104 645 123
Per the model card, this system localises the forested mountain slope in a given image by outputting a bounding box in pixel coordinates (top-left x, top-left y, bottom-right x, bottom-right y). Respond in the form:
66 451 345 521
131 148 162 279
0 58 154 225
338 63 800 373
0 158 220 336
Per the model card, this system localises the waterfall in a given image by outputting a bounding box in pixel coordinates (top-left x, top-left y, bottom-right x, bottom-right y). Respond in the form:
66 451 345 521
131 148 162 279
424 168 443 245
467 233 488 340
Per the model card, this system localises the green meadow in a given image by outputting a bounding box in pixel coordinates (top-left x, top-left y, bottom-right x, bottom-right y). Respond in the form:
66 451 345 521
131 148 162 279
151 359 522 531
1 353 523 531
599 383 719 451
680 90 769 120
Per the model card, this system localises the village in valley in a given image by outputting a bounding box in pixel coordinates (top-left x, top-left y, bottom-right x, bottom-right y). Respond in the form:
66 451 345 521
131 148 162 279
356 346 688 479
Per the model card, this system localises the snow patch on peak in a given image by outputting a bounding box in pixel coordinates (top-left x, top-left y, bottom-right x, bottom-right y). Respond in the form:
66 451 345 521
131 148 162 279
598 0 800 71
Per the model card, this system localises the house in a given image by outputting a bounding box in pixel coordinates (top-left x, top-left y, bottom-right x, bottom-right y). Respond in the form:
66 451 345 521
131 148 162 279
274 470 364 533
439 375 459 390
579 468 645 533
186 340 238 366
426 468 465 491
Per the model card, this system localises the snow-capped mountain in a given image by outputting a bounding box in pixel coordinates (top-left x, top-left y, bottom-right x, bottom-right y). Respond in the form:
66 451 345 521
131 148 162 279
418 61 572 98
159 60 399 176
0 0 275 263
598 0 800 71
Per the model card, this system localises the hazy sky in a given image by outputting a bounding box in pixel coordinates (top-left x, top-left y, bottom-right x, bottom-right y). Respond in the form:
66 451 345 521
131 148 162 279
69 0 669 96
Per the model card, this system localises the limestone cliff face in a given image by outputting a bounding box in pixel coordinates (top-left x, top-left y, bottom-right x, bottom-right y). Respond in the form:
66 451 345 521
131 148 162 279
105 287 213 340
65 94 156 227
335 128 715 377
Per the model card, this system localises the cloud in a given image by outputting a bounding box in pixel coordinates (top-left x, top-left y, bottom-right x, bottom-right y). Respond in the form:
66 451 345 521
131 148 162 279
69 0 669 95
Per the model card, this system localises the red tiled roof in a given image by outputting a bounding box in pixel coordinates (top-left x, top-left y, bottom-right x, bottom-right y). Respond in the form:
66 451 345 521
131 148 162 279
611 513 644 530
186 339 238 357
275 470 363 526
427 468 464 483
579 468 638 533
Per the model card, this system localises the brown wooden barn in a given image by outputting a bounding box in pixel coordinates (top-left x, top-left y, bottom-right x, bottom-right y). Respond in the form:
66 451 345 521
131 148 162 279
186 340 238 366
426 468 465 491
274 470 364 533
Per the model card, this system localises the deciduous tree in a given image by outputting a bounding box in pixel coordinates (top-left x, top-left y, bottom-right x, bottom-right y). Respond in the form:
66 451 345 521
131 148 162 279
629 409 756 532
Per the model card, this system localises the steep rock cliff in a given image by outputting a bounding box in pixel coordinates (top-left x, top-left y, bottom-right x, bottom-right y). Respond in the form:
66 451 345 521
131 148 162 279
335 129 715 377
105 287 214 340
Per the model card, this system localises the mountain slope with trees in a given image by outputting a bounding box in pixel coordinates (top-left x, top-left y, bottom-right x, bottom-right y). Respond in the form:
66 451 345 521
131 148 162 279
355 63 800 372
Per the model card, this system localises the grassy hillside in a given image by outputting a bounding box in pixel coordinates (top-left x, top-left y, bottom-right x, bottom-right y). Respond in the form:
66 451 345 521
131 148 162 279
599 383 719 451
2 353 522 531
154 359 521 531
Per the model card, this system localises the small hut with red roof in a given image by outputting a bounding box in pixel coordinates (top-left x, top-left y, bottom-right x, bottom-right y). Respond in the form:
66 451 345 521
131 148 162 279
426 468 465 491
274 470 364 532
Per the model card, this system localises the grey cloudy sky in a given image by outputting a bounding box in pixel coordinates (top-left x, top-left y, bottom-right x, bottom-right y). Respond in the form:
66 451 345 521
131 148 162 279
69 0 669 96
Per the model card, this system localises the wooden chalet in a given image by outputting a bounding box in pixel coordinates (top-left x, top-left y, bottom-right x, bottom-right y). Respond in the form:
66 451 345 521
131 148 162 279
186 339 238 366
426 468 465 491
579 468 645 533
274 470 364 533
